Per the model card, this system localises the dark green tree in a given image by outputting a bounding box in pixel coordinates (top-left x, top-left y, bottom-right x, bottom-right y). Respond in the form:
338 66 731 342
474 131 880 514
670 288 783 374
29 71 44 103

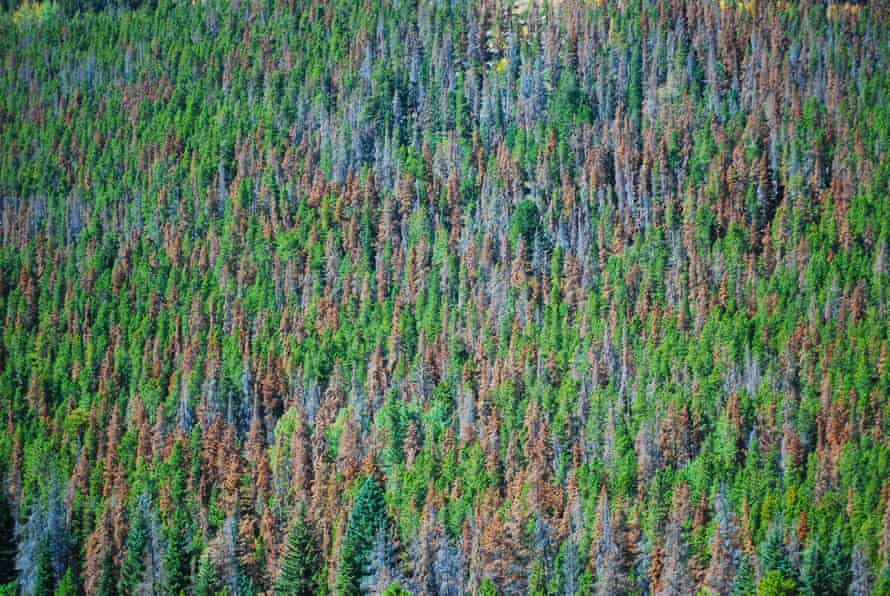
96 551 117 596
761 525 795 585
732 555 756 596
824 530 852 596
163 510 191 595
34 543 55 596
336 477 388 595
802 531 851 596
510 200 540 246
195 549 219 596
801 539 827 596
238 573 257 596
275 507 321 596
118 501 148 593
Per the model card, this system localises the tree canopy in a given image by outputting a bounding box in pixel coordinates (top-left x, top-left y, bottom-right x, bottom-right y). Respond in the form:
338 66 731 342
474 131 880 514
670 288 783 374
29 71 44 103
1 0 890 593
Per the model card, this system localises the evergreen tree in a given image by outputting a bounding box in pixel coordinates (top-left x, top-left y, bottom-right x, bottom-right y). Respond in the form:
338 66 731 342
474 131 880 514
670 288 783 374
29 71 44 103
801 539 827 596
529 557 550 595
275 507 321 596
732 555 756 596
96 551 117 596
0 498 15 587
757 571 797 596
761 526 795 584
336 477 388 595
195 549 219 596
54 569 77 596
802 531 851 596
480 577 499 596
874 568 890 596
238 573 257 596
824 530 852 596
381 582 411 596
34 543 55 596
118 502 148 594
164 510 191 595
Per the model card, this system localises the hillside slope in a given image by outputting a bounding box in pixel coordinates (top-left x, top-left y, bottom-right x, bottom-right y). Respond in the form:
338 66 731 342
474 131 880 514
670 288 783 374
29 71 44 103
2 0 890 594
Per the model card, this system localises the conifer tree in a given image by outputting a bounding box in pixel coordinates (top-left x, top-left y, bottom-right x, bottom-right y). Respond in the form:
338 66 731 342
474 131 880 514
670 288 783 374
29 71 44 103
336 477 388 595
96 551 117 596
275 507 321 596
761 525 795 584
382 581 411 596
801 539 827 596
164 510 191 595
528 557 549 595
34 543 55 596
757 571 797 596
732 556 756 596
118 502 148 594
54 569 77 596
824 530 852 596
479 577 499 596
802 530 851 596
195 549 219 596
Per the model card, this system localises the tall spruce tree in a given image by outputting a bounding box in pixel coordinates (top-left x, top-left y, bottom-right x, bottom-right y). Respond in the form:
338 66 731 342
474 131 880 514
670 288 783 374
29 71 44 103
164 510 191 595
195 549 219 596
732 556 756 596
336 477 388 595
761 525 795 584
802 530 851 596
34 543 55 596
118 501 148 594
275 507 321 596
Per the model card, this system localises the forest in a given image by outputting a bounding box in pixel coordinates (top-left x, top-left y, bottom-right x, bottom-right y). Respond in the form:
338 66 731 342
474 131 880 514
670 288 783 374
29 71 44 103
1 0 890 594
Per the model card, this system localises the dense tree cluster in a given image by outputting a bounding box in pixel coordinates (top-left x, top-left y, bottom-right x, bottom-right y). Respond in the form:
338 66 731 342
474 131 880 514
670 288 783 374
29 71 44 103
1 0 890 593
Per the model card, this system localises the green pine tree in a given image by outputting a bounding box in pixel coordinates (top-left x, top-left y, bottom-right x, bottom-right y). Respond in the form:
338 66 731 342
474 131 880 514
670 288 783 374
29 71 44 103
732 555 756 596
195 549 219 596
118 503 148 594
761 525 795 584
53 568 77 596
757 571 797 596
238 573 257 596
34 543 55 596
164 510 191 595
824 530 851 596
336 477 388 595
381 581 411 596
97 551 117 596
275 507 321 596
480 577 499 596
801 540 827 596
528 557 550 596
803 530 851 596
874 567 890 596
